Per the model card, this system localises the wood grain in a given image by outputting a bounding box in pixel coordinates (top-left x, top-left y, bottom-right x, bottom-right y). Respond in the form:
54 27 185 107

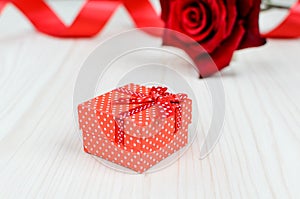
0 2 300 199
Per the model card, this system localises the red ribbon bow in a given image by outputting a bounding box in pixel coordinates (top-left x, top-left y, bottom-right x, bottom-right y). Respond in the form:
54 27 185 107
113 86 187 146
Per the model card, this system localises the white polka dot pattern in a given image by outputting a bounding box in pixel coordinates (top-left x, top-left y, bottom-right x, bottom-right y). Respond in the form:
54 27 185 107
78 83 192 173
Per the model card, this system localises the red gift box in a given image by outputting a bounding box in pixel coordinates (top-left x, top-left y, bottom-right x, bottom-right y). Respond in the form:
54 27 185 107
78 83 192 173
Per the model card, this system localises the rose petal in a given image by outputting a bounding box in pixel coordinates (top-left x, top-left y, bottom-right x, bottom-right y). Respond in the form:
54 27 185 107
199 1 229 52
164 1 181 31
236 0 253 18
238 0 266 49
179 1 214 42
182 5 207 35
162 28 207 55
223 0 237 38
160 0 171 22
193 21 245 77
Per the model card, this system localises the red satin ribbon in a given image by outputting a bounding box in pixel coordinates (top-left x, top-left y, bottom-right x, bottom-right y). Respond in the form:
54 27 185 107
113 86 186 146
0 0 163 37
0 1 5 11
1 1 300 38
263 1 300 38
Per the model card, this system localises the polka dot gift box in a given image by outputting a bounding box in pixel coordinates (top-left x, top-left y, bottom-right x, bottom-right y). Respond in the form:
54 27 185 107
78 83 192 173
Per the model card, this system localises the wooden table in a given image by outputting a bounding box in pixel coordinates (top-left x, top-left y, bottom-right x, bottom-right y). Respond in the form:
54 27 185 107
0 2 299 198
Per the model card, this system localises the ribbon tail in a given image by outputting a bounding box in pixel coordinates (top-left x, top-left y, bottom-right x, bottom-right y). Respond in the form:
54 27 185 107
65 0 121 37
0 1 7 14
263 2 300 38
12 0 68 36
123 0 164 36
11 0 121 37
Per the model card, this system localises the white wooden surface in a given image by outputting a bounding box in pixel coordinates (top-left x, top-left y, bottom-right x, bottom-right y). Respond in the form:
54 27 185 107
1 2 300 199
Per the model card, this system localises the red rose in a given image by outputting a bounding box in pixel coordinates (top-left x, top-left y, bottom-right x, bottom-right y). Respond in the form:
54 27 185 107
160 0 266 77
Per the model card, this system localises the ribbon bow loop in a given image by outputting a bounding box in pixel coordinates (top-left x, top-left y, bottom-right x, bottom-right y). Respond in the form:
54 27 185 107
112 86 187 146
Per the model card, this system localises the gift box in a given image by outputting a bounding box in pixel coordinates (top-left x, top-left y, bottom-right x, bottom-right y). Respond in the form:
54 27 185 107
78 83 192 173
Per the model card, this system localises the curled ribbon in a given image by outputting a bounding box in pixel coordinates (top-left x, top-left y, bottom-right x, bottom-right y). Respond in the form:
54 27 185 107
112 86 187 147
263 0 300 38
0 0 163 37
1 1 300 38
